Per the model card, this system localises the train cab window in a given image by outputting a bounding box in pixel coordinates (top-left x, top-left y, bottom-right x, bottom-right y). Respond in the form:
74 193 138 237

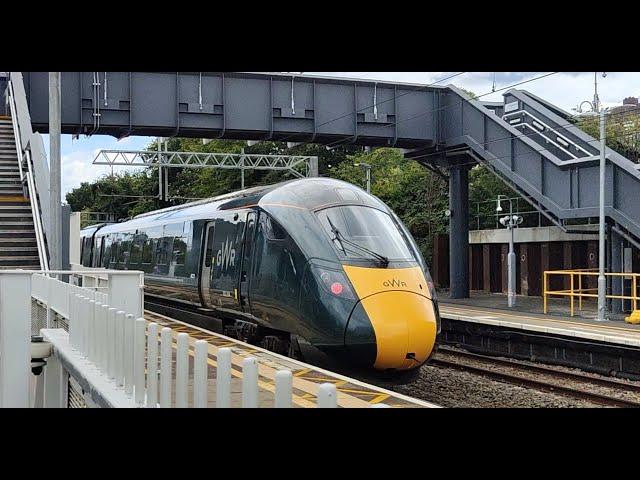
316 206 414 262
264 216 286 241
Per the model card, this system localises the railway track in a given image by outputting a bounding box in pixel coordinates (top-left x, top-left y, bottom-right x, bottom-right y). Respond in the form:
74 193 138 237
432 346 640 408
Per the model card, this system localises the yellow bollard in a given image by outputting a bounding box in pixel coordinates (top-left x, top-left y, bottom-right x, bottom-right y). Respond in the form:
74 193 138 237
625 310 640 325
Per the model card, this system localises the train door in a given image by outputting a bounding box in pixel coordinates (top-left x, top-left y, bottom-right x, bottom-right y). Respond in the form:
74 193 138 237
239 211 257 313
208 213 245 312
200 222 215 303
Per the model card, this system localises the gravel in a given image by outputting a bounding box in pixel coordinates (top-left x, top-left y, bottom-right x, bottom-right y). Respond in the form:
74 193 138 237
383 363 604 408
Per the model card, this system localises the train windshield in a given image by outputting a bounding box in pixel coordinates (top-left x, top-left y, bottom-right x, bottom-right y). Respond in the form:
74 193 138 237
317 206 415 262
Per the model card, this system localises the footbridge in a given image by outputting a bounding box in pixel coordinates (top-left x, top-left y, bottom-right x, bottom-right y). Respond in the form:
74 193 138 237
6 71 640 298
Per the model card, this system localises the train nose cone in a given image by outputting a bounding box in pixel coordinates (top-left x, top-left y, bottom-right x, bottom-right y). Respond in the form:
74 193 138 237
345 291 437 370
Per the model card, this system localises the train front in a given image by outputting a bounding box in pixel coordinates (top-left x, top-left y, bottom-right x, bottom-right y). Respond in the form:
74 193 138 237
276 179 440 373
316 205 439 371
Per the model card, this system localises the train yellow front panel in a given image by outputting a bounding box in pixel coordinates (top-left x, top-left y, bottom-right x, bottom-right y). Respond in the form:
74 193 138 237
360 291 437 369
342 265 431 300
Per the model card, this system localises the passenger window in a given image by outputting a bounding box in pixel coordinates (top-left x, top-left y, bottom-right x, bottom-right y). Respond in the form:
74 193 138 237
204 228 215 267
109 236 119 267
153 237 173 275
130 235 143 265
118 234 132 266
142 238 154 264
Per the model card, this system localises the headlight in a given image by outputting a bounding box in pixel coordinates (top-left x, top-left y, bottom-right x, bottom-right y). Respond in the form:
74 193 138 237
311 266 356 300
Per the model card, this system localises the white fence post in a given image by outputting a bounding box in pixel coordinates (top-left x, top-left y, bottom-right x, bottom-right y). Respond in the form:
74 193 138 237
176 333 189 408
81 296 90 357
68 291 75 348
99 304 109 372
124 313 135 396
160 327 172 408
242 357 258 408
87 300 96 363
275 370 292 408
43 352 66 408
193 340 208 408
146 323 159 408
115 310 125 387
0 272 32 408
317 383 337 408
107 307 117 379
134 318 146 405
216 347 231 408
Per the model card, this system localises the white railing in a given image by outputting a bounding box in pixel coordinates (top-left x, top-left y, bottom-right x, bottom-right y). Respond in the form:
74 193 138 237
6 74 50 270
43 293 344 408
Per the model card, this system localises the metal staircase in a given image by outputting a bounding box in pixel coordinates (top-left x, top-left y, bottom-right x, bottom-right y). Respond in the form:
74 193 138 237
424 86 640 246
0 117 39 269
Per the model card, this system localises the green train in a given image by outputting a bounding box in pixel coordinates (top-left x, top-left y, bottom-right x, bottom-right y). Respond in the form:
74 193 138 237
79 178 440 373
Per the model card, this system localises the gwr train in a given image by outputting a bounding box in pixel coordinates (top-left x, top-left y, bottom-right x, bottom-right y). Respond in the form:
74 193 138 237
79 177 440 373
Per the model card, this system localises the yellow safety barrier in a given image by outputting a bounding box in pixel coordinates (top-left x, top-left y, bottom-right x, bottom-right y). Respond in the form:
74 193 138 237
543 269 640 321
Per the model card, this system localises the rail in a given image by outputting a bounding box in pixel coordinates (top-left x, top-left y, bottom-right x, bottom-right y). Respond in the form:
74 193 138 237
543 269 640 317
5 74 50 270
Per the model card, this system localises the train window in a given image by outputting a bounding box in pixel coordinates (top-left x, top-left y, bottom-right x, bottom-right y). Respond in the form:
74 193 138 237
173 237 186 266
142 239 154 264
153 237 173 275
94 237 104 267
264 216 286 241
109 235 119 267
81 237 92 266
118 233 132 266
164 222 184 237
204 228 215 267
316 206 414 262
101 237 112 268
130 235 144 265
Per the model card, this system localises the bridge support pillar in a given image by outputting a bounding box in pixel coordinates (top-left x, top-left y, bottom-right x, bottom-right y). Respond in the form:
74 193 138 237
611 230 623 314
449 164 469 299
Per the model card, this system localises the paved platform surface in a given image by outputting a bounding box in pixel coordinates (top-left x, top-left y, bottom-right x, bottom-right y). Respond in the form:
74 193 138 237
439 291 640 347
145 310 438 408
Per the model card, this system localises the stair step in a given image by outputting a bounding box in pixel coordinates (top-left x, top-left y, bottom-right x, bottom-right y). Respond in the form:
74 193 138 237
0 199 29 205
0 190 23 195
0 222 34 230
0 206 31 213
0 257 40 266
0 266 41 271
0 248 38 256
0 212 33 219
0 230 36 238
0 241 37 248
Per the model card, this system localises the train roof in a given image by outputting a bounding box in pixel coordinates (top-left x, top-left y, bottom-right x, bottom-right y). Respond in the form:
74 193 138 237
89 177 388 235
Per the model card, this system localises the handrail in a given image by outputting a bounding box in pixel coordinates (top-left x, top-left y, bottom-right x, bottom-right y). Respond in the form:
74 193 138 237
6 80 24 185
543 269 639 317
6 78 49 270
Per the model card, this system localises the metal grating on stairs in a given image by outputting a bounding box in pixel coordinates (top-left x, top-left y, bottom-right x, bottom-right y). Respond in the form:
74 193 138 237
0 117 40 270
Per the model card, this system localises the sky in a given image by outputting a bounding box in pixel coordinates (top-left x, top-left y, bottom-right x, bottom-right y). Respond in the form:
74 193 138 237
44 71 640 202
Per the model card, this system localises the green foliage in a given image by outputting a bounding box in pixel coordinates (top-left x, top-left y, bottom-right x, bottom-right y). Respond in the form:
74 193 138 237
64 137 519 263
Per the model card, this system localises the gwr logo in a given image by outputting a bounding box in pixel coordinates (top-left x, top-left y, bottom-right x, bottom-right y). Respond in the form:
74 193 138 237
216 237 236 271
383 279 407 288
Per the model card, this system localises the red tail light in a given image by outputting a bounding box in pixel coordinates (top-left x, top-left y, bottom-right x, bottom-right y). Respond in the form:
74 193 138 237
312 266 355 300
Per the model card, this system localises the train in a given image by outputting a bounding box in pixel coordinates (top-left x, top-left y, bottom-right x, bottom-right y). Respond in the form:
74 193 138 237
79 177 440 374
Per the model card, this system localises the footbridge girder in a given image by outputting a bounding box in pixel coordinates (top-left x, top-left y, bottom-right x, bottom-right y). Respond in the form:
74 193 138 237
21 72 439 148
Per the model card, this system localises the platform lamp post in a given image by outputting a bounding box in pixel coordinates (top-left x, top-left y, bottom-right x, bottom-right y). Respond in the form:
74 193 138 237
496 195 522 307
573 72 608 321
354 162 371 193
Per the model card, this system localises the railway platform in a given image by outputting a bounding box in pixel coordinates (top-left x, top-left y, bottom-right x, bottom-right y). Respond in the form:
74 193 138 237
437 292 640 380
145 310 436 408
440 292 640 347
